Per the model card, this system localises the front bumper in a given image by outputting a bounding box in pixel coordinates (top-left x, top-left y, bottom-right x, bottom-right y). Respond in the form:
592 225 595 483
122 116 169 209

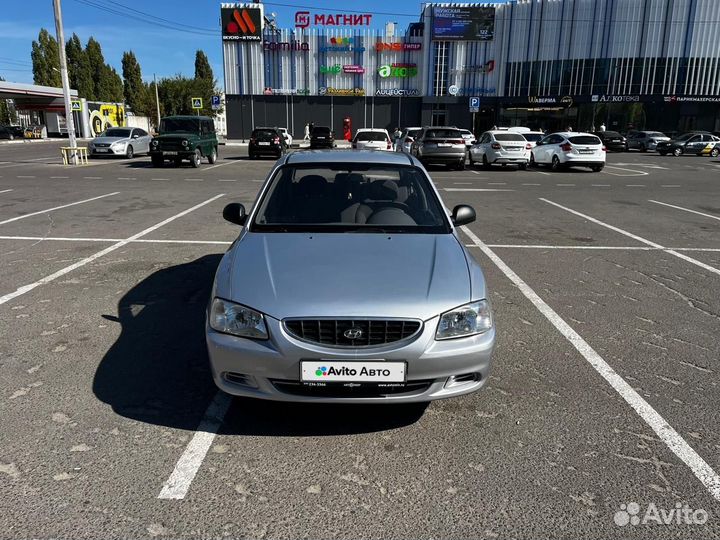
149 149 195 159
206 315 495 403
89 146 127 156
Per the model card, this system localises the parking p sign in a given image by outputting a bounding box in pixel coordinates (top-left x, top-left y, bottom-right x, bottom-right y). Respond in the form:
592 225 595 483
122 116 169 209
469 96 480 112
211 95 221 110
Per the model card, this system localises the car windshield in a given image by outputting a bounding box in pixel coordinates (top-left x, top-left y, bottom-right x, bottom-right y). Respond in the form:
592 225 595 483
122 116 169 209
253 129 278 138
524 133 544 142
604 131 622 137
403 129 421 139
160 118 199 133
355 132 388 142
495 133 526 142
424 129 460 138
252 164 450 234
313 127 331 135
569 136 601 145
102 128 131 137
646 132 666 137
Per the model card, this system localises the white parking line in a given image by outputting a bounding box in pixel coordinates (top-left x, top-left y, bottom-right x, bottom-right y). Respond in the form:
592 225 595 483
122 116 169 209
453 182 472 185
487 182 506 185
0 189 12 194
521 183 541 186
17 175 36 179
533 170 551 176
83 176 102 180
556 183 575 186
591 184 611 187
0 192 120 226
158 392 232 499
152 178 170 181
50 176 69 179
0 235 232 245
661 185 681 188
185 178 204 182
203 160 240 171
470 170 481 175
626 184 646 187
118 177 136 180
476 244 657 250
540 198 720 277
444 188 514 192
218 179 237 182
603 165 648 176
0 194 224 306
649 200 720 222
461 225 720 502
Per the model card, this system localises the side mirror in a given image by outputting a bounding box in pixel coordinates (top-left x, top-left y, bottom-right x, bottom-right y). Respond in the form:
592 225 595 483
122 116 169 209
451 204 476 226
223 203 247 226
132 134 139 139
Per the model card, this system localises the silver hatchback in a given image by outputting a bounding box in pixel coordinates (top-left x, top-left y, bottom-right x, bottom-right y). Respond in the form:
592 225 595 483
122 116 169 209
206 151 495 403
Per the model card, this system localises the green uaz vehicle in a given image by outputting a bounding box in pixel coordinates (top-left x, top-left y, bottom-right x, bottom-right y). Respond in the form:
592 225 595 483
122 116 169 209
150 115 218 168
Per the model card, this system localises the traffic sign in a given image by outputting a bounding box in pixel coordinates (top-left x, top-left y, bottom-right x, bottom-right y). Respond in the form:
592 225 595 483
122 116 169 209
211 95 221 110
71 100 82 112
469 97 480 108
191 97 203 109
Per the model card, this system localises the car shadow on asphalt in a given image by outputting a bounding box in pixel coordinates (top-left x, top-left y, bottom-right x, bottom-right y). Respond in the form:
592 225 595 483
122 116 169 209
93 253 426 436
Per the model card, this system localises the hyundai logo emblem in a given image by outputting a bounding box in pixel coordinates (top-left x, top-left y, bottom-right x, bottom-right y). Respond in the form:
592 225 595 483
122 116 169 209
343 328 363 339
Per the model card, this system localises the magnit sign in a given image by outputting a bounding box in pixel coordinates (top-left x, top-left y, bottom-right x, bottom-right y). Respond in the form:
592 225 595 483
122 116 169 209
221 7 262 41
295 11 372 29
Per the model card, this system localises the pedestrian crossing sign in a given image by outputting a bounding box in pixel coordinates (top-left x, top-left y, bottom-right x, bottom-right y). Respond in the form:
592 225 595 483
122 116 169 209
191 97 203 109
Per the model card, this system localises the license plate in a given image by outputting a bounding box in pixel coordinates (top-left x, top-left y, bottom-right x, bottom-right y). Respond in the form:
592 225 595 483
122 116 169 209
301 361 406 383
163 151 178 156
258 141 270 146
505 147 521 151
95 148 108 152
438 143 451 147
579 149 594 154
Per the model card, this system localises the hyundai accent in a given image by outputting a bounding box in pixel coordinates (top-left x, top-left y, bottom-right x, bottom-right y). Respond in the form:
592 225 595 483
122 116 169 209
206 150 495 402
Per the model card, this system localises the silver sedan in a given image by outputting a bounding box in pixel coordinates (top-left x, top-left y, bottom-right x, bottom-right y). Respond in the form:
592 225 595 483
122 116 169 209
88 127 151 158
206 151 495 403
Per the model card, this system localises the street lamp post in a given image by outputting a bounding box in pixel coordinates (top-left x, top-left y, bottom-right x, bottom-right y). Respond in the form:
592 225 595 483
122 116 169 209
53 0 78 164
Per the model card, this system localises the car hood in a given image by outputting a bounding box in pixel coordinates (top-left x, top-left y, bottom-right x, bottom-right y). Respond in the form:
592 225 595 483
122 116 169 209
155 133 197 140
219 232 472 320
92 136 129 144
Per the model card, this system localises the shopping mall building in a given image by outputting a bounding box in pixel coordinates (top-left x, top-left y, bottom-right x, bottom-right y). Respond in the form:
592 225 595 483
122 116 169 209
221 1 720 139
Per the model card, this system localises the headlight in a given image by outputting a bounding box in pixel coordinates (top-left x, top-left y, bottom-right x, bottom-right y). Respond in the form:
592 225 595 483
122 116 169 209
181 139 189 147
209 298 268 340
111 141 126 148
151 140 159 147
436 299 492 340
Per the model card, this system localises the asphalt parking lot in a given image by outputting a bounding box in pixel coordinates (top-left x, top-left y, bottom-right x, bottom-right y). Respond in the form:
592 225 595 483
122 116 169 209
1 139 720 539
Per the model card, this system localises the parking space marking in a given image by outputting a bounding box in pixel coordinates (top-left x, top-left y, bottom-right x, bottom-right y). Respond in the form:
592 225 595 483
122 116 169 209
540 198 720 277
185 178 204 182
453 182 472 185
218 179 237 182
17 175 36 178
444 188 514 192
602 165 648 177
661 185 681 187
203 160 241 171
50 176 69 179
649 200 720 222
521 183 541 186
0 235 232 245
83 176 102 180
118 177 136 180
556 183 575 186
0 192 120 226
487 182 507 185
158 392 232 500
0 194 224 306
461 225 720 502
475 244 657 250
626 184 646 187
0 189 12 194
591 184 611 187
152 178 170 181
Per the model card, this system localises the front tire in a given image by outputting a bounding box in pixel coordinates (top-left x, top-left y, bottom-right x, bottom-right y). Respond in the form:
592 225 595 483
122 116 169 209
519 162 528 171
639 143 646 152
673 147 683 157
207 147 218 164
125 145 134 159
482 154 490 169
191 148 202 168
711 148 720 158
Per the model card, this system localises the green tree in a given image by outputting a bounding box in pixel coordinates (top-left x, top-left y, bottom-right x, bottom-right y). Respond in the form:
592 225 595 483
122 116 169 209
99 65 124 102
66 33 94 99
194 50 213 81
121 51 145 110
31 29 61 87
85 37 107 100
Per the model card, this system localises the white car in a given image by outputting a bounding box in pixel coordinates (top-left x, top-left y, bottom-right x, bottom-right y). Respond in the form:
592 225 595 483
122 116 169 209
520 131 545 148
277 127 292 147
531 132 606 172
396 127 422 153
352 128 392 151
459 129 476 149
469 130 531 169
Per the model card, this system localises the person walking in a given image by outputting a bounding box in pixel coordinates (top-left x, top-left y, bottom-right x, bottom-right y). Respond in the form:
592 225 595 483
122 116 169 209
303 123 310 141
599 123 606 132
392 127 401 150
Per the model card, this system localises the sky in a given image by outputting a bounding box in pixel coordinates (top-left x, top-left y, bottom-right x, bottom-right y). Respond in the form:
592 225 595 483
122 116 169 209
0 0 438 86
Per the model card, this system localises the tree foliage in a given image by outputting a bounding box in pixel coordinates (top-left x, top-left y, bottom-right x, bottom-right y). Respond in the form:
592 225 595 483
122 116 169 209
31 29 61 87
194 50 213 81
66 33 94 100
121 51 144 110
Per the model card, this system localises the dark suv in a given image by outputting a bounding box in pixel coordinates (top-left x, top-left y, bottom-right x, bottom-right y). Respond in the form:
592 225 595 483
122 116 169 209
411 127 467 170
149 116 218 168
592 130 627 152
249 127 286 159
310 126 334 149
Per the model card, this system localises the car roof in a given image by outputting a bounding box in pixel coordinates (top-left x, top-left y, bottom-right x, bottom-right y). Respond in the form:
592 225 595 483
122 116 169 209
356 128 389 132
553 132 599 137
285 149 417 166
486 130 526 135
164 115 211 120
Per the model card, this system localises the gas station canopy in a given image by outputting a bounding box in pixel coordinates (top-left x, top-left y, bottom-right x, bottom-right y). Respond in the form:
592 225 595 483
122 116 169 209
0 80 78 112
